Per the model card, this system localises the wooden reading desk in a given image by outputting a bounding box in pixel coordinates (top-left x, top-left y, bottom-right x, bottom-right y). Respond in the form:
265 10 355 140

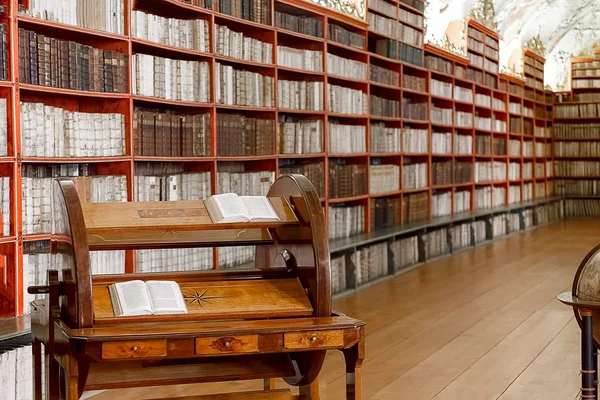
29 174 365 400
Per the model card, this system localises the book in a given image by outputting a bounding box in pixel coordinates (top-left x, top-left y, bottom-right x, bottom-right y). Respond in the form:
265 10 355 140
109 280 188 317
205 193 280 223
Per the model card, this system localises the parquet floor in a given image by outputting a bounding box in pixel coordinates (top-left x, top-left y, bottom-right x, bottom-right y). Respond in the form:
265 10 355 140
89 219 595 400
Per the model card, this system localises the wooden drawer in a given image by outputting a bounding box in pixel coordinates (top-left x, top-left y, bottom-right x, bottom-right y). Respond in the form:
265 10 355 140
101 339 167 360
284 330 344 350
195 335 259 355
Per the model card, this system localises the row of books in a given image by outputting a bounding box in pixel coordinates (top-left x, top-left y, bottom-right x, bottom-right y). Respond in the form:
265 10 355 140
217 0 270 25
432 161 452 186
523 163 533 179
327 53 367 80
509 163 521 180
132 54 210 102
403 191 429 223
215 24 273 64
371 95 399 118
133 109 211 157
24 0 124 34
215 62 274 107
329 204 364 239
564 199 600 217
403 128 428 153
402 100 427 120
371 123 401 153
572 79 600 89
431 106 452 125
556 180 600 196
217 113 274 156
522 142 534 157
432 192 451 218
137 249 213 273
329 123 366 154
554 124 600 139
329 162 367 198
279 160 325 197
371 197 399 230
368 13 423 48
425 54 452 75
455 190 471 213
509 185 521 204
218 246 255 269
429 79 452 99
131 10 210 53
509 139 521 156
371 164 400 194
555 161 600 177
22 169 126 235
277 46 322 72
0 343 32 399
399 8 424 28
451 223 472 250
216 167 274 195
21 102 125 158
403 162 427 189
424 228 448 259
474 161 507 182
475 94 491 108
390 236 419 270
404 74 426 92
354 242 389 286
134 171 212 202
370 64 399 86
432 132 451 154
329 24 365 50
278 80 323 111
329 85 368 115
19 29 128 92
555 103 600 118
331 254 347 294
279 117 323 154
369 0 396 17
274 11 322 38
455 86 474 103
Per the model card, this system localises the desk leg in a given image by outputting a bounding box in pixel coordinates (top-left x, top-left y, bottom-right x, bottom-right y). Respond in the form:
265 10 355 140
63 354 79 400
343 337 365 400
299 379 320 400
32 339 42 400
595 348 598 400
46 348 60 400
582 310 596 400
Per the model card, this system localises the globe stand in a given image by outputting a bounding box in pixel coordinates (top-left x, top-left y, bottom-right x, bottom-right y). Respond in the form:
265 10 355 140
557 292 599 400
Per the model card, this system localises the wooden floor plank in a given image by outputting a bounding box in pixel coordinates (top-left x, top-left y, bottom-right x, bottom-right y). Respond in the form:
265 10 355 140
88 220 595 400
497 321 581 400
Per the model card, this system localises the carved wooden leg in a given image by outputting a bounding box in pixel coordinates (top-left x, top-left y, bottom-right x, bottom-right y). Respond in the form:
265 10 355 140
46 348 60 400
342 333 365 400
299 379 320 400
32 339 42 400
595 348 599 400
582 310 596 400
62 355 79 400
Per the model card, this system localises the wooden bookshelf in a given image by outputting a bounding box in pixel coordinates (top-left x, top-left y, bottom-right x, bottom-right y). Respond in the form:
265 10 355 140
0 0 564 316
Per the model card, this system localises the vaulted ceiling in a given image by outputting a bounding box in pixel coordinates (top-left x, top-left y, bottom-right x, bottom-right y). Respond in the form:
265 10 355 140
425 0 600 90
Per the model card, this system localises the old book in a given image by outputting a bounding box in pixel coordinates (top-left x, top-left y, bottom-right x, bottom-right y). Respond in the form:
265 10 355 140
109 280 188 317
205 193 280 223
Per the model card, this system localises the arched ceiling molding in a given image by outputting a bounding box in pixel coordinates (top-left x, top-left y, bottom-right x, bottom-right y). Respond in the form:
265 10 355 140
424 0 600 90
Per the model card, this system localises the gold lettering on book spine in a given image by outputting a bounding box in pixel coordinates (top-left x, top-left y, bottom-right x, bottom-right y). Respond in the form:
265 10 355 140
308 0 366 22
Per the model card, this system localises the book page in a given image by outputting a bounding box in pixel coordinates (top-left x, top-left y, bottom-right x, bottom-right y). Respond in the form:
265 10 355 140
113 280 153 316
241 196 281 222
146 281 188 314
209 193 249 222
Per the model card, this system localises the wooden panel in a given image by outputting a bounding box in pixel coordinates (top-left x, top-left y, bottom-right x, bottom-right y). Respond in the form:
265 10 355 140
158 389 295 400
195 335 259 355
87 227 274 251
82 197 297 233
283 330 344 349
93 278 313 323
101 339 167 360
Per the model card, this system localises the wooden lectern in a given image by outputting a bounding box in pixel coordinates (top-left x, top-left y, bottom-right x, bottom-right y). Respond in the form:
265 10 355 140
28 174 365 400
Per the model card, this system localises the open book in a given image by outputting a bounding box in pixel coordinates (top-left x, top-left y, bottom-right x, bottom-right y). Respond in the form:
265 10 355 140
108 280 188 317
205 193 281 223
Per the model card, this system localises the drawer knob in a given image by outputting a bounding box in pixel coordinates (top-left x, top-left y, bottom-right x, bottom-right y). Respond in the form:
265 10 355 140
132 346 138 351
311 336 317 342
224 341 231 347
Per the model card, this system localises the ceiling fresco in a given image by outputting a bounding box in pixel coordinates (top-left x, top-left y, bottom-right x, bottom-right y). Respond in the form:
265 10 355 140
424 0 600 90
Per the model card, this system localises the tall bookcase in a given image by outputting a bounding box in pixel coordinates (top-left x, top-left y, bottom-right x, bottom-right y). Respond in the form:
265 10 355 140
554 49 600 215
0 0 563 316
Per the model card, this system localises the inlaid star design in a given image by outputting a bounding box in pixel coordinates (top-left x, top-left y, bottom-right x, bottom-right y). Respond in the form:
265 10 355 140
183 289 229 307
